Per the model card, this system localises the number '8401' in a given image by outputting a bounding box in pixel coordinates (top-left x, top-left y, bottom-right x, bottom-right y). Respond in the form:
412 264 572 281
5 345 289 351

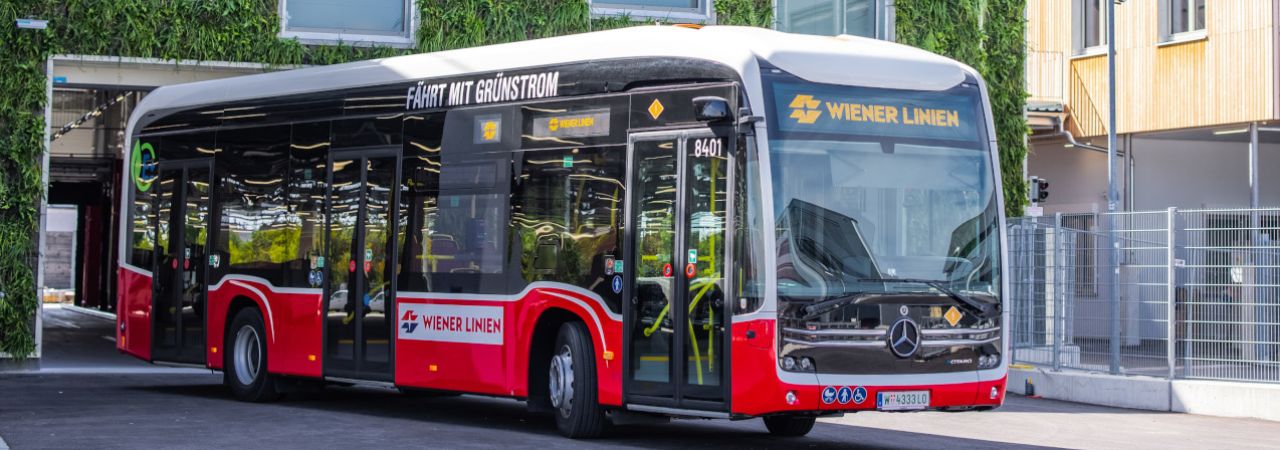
692 138 723 158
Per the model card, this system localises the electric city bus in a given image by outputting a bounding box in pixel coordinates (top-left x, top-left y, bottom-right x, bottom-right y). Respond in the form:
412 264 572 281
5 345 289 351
117 25 1008 438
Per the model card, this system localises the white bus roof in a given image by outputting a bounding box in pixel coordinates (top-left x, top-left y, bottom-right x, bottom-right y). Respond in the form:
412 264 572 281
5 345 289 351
129 25 977 133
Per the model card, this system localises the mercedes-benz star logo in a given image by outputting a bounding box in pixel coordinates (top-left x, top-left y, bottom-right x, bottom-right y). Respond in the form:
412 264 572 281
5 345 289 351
888 318 921 359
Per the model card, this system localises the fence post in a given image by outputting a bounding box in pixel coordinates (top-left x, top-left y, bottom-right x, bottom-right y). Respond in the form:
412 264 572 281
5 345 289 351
1166 207 1177 380
1109 212 1122 374
1053 212 1063 371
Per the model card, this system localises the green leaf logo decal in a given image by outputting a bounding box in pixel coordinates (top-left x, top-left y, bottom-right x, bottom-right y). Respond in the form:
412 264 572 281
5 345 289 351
131 141 157 192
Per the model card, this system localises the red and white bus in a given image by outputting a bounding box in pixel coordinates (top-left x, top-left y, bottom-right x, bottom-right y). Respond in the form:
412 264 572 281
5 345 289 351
117 25 1008 438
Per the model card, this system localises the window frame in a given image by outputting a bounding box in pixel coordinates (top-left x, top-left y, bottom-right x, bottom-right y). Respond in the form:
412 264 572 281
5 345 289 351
772 0 895 40
589 0 714 24
277 0 418 48
1075 0 1108 56
1162 0 1207 44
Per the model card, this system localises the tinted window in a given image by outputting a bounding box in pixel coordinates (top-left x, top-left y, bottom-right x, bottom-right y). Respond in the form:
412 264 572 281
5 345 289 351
289 122 331 288
519 96 628 150
423 108 516 294
734 136 767 314
512 146 626 312
128 136 163 269
161 132 219 161
397 113 444 292
332 115 402 148
214 125 293 286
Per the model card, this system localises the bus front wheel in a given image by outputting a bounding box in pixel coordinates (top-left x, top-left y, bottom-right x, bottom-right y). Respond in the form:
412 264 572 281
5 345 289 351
548 321 606 438
225 308 280 402
763 415 816 437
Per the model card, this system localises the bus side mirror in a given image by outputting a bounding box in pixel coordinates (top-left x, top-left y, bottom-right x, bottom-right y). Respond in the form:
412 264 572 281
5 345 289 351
693 96 732 122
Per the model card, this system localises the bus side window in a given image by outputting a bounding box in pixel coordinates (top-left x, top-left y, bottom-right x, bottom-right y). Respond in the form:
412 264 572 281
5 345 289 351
289 122 331 289
734 135 767 315
216 125 294 287
511 146 626 312
429 109 514 295
397 112 443 292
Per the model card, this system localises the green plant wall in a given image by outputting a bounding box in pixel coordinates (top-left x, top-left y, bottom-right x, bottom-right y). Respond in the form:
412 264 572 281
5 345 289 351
896 0 1029 218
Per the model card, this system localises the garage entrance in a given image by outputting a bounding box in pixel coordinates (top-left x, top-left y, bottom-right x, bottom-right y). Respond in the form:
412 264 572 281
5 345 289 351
36 56 286 357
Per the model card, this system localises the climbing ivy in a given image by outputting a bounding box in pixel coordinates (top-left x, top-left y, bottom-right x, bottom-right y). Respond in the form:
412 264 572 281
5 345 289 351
0 1 768 358
896 0 1029 217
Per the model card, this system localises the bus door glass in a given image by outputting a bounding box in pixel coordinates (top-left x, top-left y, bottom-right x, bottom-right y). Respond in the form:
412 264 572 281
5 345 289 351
625 128 732 408
325 148 400 380
152 160 211 364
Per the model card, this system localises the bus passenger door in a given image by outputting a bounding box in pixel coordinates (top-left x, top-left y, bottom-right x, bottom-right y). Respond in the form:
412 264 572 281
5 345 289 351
325 148 400 381
625 128 732 411
151 159 212 364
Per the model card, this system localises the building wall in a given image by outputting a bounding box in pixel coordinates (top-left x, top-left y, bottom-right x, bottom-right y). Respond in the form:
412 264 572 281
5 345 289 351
1028 136 1280 213
1129 138 1280 210
1027 0 1277 137
1026 139 1112 215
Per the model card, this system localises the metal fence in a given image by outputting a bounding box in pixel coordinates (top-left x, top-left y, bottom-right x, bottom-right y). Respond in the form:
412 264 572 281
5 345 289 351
1008 208 1280 383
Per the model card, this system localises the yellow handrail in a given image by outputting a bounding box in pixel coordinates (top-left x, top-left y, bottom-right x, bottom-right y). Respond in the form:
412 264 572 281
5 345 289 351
640 274 720 384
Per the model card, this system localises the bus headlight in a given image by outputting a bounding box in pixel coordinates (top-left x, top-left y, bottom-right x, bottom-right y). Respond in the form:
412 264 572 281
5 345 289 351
781 356 816 372
978 354 1000 369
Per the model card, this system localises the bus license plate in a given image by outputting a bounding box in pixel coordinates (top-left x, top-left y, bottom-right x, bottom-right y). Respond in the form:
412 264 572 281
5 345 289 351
876 391 930 411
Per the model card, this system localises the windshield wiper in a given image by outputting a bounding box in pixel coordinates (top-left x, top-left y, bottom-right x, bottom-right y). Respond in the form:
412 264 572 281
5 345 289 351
859 278 998 319
799 293 864 319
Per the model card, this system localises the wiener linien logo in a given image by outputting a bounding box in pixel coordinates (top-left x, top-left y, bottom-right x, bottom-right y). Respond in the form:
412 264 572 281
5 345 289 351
788 94 822 124
131 141 157 192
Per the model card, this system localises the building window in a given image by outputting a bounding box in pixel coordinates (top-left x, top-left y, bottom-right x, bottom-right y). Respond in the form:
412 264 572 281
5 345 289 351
591 0 713 23
1074 0 1107 54
279 0 416 48
1164 0 1206 41
776 0 894 40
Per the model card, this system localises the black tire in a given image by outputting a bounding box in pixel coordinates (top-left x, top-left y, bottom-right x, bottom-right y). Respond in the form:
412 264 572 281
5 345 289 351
224 308 280 402
763 415 816 437
549 322 607 439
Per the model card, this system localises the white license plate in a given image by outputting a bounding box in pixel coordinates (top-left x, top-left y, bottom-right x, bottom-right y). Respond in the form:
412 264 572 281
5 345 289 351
876 390 930 411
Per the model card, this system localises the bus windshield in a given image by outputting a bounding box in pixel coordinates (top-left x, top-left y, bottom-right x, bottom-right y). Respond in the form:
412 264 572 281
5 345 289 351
764 75 1001 306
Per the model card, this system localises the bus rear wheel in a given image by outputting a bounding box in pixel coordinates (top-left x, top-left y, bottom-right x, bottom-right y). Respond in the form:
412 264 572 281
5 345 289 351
549 322 606 438
225 308 280 402
763 415 816 437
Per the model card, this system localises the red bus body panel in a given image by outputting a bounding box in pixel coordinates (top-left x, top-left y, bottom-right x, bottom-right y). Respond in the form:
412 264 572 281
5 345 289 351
119 272 1003 416
117 266 152 361
395 287 624 406
204 277 324 377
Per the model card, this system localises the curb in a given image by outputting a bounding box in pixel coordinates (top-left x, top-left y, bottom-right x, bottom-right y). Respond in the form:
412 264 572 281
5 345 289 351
1008 366 1280 422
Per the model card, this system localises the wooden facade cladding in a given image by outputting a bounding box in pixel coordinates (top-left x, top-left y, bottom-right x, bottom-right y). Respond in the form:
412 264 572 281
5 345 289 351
1026 0 1278 137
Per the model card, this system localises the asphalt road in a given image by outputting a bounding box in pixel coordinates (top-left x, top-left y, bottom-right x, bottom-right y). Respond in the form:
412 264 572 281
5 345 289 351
2 305 1278 449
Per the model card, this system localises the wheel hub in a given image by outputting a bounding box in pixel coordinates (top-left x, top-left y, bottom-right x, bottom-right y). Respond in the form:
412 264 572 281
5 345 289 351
233 325 261 385
548 344 575 417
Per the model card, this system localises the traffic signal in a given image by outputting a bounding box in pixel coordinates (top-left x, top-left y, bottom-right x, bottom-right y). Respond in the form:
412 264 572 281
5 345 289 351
1029 176 1049 204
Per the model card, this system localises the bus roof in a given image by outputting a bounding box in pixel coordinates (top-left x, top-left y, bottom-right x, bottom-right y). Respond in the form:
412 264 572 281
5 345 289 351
128 26 977 134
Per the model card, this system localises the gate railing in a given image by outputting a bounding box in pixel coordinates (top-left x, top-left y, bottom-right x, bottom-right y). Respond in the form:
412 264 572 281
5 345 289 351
1007 208 1280 383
